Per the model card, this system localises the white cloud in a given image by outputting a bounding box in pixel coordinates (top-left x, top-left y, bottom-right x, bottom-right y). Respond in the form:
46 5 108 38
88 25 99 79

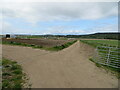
87 24 118 34
1 0 119 3
0 2 118 34
1 21 38 34
42 23 118 35
1 2 118 24
1 21 118 35
43 28 85 35
97 24 118 33
43 30 85 35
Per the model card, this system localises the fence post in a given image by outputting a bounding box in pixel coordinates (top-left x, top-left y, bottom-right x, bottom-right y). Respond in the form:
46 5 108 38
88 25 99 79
106 47 111 65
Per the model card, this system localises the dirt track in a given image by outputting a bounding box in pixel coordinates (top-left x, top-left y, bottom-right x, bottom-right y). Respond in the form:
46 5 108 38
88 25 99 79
2 41 118 88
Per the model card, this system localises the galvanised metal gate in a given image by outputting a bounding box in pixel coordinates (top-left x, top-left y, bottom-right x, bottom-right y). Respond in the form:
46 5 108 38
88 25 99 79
93 46 120 69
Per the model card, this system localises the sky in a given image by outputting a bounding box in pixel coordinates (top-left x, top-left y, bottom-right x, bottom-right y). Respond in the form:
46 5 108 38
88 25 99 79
0 0 119 35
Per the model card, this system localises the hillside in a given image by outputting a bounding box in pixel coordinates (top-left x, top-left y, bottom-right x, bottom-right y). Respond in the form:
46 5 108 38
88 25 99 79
2 32 120 40
66 32 120 40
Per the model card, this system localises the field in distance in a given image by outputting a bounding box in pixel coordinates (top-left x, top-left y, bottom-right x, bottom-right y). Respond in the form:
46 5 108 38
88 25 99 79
2 38 77 51
80 39 119 47
2 38 75 47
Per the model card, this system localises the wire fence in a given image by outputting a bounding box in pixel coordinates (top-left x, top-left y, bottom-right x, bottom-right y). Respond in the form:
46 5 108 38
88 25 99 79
93 46 120 69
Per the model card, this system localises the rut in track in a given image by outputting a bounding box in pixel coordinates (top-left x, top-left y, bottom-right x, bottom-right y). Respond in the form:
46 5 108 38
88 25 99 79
2 41 118 88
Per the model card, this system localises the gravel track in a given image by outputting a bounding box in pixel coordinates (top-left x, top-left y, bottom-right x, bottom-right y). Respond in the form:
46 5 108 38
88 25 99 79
2 41 118 88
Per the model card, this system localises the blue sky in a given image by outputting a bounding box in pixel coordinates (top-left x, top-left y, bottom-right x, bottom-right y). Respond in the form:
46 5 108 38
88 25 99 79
1 2 118 35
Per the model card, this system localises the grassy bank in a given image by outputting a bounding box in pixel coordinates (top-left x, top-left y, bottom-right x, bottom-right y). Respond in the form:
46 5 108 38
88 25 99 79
47 40 77 51
2 58 30 88
89 58 120 79
2 40 77 51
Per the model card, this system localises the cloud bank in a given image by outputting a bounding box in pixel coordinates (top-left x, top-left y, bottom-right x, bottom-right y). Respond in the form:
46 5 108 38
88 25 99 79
1 2 118 34
2 2 118 23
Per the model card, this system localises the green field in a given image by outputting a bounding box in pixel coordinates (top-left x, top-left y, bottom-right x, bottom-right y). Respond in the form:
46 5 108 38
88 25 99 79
80 39 119 47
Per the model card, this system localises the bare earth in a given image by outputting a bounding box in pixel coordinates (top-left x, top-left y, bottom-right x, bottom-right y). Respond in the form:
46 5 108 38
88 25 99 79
2 41 118 88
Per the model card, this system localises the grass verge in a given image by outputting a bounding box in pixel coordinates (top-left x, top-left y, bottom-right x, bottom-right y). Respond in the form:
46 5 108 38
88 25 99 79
89 58 120 79
2 58 30 88
46 40 77 51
